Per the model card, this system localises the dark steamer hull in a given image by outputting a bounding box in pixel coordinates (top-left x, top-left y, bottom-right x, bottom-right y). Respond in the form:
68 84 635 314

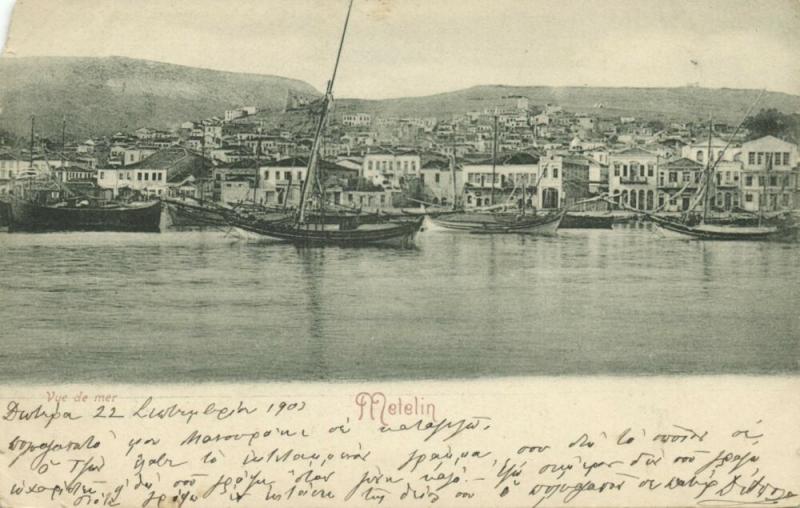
9 199 162 233
561 213 614 229
0 199 10 228
229 216 424 248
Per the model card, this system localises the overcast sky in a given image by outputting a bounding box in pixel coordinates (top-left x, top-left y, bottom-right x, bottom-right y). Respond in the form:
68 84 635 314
1 0 798 98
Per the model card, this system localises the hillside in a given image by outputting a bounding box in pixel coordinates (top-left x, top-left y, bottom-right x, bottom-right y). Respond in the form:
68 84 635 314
337 85 800 125
0 56 320 139
1 56 798 141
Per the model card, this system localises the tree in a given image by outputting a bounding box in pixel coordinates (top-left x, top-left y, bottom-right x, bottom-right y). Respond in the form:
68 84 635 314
743 108 800 143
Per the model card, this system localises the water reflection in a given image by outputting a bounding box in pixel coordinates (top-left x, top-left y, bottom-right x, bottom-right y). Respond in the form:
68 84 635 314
0 228 797 383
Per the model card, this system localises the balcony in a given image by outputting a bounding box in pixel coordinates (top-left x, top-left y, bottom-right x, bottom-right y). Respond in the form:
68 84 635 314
659 181 698 189
620 176 649 184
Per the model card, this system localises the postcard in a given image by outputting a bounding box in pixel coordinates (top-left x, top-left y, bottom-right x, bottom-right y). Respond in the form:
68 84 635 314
0 1 798 506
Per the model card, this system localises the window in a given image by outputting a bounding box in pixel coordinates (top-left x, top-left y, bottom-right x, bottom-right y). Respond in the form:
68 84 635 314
144 172 149 181
697 150 704 162
669 171 678 183
758 176 765 186
757 152 763 165
368 161 373 171
137 172 142 181
647 164 654 177
158 173 163 181
435 173 440 183
403 161 408 171
770 176 778 186
783 152 790 166
745 175 753 186
553 168 559 178
99 171 105 179
263 171 269 180
380 195 386 205
613 164 620 177
748 152 755 165
420 174 425 183
543 167 548 178
683 171 690 182
284 171 291 180
659 173 665 186
745 193 753 202
622 165 628 178
411 161 417 171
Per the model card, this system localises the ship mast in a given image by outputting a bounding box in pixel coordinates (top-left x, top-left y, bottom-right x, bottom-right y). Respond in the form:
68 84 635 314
29 115 35 171
491 115 498 206
297 0 354 224
254 127 262 204
60 116 66 181
701 117 713 224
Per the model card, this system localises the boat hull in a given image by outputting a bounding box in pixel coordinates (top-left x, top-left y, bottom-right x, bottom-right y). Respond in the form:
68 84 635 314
431 211 563 235
0 198 10 228
164 199 231 227
650 215 795 241
8 199 162 233
560 212 614 229
228 216 424 248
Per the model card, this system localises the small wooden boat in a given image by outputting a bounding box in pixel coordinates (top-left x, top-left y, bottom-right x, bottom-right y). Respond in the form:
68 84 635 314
229 214 423 247
430 210 564 235
225 0 424 249
164 197 233 227
649 214 797 241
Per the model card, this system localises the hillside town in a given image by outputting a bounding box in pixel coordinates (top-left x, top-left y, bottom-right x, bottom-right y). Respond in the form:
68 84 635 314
0 96 798 215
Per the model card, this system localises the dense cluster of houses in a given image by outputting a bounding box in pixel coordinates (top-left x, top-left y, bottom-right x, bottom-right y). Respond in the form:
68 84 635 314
0 97 798 214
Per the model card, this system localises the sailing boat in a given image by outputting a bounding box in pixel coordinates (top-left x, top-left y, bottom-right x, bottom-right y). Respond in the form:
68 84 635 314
648 116 796 241
226 0 423 247
429 121 564 235
9 116 162 233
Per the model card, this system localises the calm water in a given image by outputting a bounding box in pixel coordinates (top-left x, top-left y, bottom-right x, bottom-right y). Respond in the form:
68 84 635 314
0 224 797 383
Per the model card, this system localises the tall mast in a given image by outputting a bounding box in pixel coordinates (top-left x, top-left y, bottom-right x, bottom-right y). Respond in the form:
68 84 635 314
200 125 206 201
449 153 458 210
60 116 66 181
254 128 262 204
702 117 713 223
491 115 498 205
297 0 354 224
29 115 35 170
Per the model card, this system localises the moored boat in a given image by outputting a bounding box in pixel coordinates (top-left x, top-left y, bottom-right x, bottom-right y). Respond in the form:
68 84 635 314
430 210 564 235
225 0 424 248
9 196 162 233
649 110 797 242
561 211 614 229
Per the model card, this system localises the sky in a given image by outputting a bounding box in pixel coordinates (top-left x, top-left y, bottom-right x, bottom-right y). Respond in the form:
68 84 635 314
1 0 799 99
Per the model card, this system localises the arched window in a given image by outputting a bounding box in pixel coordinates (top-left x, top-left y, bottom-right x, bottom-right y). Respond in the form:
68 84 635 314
697 150 704 162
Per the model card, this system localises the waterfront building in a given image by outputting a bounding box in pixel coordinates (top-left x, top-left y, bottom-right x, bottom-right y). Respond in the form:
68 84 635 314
681 136 740 164
656 157 704 211
362 150 421 189
739 135 798 212
418 155 463 207
461 151 542 208
608 146 659 210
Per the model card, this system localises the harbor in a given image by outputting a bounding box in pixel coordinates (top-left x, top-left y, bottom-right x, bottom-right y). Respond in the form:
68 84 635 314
0 224 797 383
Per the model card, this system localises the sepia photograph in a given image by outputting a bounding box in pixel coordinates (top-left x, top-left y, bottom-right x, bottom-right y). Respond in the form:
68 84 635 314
0 0 798 506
